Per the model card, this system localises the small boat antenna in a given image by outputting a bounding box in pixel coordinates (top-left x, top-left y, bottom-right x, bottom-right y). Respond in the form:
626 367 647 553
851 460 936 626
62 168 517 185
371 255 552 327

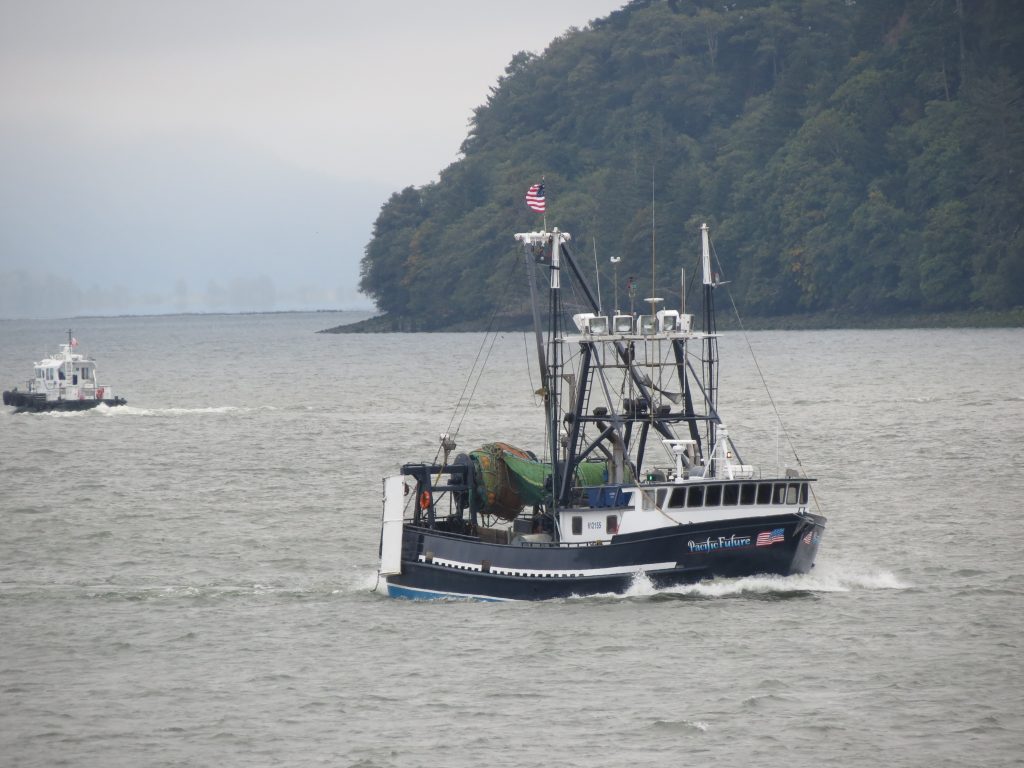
593 237 602 315
650 167 657 303
611 255 622 314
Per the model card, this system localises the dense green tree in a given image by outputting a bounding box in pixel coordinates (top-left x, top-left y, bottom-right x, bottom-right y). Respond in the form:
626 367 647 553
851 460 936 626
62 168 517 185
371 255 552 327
356 0 1024 329
918 201 973 309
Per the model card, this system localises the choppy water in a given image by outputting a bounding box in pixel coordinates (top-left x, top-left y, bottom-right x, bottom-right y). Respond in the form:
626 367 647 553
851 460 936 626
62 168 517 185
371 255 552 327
1 313 1022 767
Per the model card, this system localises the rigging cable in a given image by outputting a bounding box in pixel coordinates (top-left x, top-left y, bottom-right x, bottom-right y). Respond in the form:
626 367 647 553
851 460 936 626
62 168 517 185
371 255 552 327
434 255 520 466
434 312 501 466
709 237 823 515
522 331 541 406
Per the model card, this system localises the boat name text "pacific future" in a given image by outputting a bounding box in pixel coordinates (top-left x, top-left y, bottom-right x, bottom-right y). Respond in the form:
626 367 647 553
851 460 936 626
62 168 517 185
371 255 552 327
687 535 753 553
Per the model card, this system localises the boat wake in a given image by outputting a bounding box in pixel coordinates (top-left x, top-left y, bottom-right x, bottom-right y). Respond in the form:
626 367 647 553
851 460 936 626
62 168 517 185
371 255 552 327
76 580 366 602
581 562 910 602
91 404 277 417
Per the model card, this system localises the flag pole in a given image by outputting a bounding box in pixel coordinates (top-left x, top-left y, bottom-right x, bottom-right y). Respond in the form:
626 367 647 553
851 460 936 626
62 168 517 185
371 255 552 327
542 175 547 231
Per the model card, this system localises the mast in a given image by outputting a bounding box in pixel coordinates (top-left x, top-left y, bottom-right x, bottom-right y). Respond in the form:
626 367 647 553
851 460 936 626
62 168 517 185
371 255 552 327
524 242 549 387
700 223 719 476
546 230 563 522
515 229 570 530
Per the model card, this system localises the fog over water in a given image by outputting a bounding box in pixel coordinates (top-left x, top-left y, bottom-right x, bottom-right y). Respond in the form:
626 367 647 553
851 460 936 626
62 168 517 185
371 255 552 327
0 1 623 319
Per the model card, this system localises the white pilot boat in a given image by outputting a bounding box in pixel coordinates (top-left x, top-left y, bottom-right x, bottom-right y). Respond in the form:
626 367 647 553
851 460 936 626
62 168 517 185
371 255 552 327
3 331 127 413
377 221 826 601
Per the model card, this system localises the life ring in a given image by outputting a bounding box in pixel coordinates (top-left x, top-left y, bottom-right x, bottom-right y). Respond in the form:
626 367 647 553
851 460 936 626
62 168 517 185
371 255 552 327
96 387 105 399
419 490 432 510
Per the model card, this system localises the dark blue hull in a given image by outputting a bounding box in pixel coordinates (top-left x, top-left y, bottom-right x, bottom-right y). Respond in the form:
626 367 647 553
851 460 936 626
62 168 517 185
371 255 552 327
385 512 825 601
3 390 127 412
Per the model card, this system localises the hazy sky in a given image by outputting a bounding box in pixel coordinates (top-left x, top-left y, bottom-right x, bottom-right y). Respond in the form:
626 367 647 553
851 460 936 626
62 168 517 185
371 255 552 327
0 0 624 318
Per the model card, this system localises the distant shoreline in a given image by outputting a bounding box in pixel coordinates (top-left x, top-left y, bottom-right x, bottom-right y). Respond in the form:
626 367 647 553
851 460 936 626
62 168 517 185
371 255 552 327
5 306 1018 332
0 308 374 323
321 307 1024 333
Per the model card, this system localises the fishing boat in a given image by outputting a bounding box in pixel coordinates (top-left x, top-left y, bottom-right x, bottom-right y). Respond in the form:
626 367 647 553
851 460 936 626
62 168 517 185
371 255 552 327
3 331 127 413
377 222 825 600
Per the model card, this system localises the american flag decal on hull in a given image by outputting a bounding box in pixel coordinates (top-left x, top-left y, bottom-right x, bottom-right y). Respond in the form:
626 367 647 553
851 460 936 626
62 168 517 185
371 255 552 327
756 528 785 546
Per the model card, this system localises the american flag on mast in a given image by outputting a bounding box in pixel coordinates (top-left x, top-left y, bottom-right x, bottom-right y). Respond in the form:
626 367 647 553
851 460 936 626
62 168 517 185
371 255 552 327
525 182 546 213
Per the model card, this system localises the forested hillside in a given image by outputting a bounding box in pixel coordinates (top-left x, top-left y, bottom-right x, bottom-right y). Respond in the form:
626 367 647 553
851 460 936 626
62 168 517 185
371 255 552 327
356 0 1023 330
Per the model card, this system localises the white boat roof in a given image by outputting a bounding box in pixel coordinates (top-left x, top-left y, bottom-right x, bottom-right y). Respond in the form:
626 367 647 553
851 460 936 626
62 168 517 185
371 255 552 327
35 352 94 367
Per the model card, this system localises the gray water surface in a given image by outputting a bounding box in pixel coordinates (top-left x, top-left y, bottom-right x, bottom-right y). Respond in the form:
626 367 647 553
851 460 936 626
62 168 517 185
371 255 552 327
1 314 1021 767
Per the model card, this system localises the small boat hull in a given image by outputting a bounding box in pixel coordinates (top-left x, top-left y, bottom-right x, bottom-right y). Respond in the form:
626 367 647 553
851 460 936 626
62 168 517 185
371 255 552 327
385 512 825 601
3 390 127 413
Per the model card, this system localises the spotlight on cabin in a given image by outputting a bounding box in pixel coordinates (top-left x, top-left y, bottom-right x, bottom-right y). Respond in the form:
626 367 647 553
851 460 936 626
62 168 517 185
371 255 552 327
657 310 680 332
587 315 609 335
613 315 634 334
573 313 610 335
655 311 679 331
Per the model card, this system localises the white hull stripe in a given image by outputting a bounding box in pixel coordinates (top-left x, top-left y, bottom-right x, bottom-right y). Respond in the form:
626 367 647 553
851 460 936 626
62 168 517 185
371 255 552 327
420 556 678 578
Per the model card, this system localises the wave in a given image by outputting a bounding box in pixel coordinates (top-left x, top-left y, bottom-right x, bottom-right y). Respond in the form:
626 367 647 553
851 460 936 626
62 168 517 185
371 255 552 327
75 579 367 602
576 562 910 601
654 563 910 599
14 404 269 418
34 409 90 418
97 404 278 417
651 718 710 732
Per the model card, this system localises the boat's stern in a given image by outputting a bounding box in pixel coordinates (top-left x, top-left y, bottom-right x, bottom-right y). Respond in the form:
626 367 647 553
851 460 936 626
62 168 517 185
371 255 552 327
379 475 407 578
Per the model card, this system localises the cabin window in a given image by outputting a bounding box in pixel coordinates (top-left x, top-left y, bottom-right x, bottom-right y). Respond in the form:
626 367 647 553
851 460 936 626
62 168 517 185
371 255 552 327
705 485 722 506
687 486 704 507
772 483 787 504
606 515 619 534
571 516 582 536
723 484 739 506
786 483 799 505
72 374 78 384
756 483 772 505
800 483 809 505
668 487 687 508
656 488 667 508
741 484 756 504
